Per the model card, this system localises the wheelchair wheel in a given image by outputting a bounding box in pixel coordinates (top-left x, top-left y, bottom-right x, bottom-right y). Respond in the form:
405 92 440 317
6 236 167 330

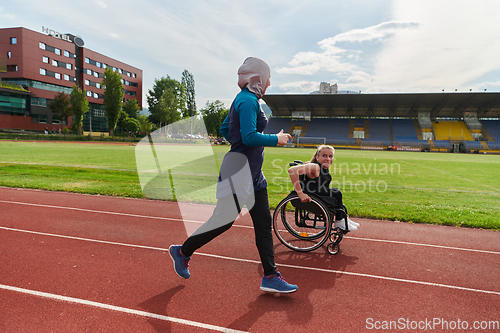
273 193 332 252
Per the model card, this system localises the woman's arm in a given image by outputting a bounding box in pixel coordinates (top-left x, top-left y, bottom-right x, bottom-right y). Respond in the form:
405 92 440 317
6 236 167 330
238 98 278 146
220 115 230 142
288 163 320 202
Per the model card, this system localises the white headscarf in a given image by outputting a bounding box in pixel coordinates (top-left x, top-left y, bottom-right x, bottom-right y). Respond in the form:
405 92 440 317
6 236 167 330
237 57 271 99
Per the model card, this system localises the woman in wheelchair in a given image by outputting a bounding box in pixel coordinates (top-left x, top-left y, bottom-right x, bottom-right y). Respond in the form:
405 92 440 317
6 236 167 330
287 145 359 231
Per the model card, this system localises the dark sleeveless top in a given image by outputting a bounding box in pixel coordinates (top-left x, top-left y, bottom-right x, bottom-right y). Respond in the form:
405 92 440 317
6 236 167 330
300 162 332 196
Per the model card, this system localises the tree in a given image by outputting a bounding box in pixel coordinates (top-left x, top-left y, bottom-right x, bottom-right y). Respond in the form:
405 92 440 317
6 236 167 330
101 66 124 136
181 70 197 118
117 109 140 133
48 92 72 124
69 85 89 135
123 99 140 119
121 117 140 133
147 76 186 128
137 115 152 134
200 100 228 137
157 89 181 128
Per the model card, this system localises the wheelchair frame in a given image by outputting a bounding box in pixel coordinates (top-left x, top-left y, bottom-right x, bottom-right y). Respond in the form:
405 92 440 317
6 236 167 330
272 161 349 255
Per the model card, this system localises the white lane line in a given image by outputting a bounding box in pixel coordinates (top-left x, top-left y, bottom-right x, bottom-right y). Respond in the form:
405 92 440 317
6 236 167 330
0 225 169 251
0 283 247 333
1 199 499 255
197 253 500 296
346 236 500 255
1 226 499 297
0 199 201 224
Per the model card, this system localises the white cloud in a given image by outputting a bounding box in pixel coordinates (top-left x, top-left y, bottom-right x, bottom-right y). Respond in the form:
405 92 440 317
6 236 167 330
277 81 322 94
276 21 419 77
275 1 500 95
319 21 419 46
372 0 500 92
94 0 107 8
0 7 16 20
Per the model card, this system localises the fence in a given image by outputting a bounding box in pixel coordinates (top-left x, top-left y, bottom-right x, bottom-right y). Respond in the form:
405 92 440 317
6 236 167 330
296 136 326 147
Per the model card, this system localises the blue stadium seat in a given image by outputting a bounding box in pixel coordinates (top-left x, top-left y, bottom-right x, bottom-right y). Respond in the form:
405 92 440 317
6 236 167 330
366 119 391 142
392 119 419 143
307 118 351 142
265 118 292 134
482 120 500 142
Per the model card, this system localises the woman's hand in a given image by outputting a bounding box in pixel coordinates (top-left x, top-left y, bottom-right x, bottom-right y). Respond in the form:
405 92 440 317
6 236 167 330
298 191 311 203
276 129 292 146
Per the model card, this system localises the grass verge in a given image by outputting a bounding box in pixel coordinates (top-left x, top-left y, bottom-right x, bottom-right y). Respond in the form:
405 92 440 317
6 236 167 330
0 141 499 229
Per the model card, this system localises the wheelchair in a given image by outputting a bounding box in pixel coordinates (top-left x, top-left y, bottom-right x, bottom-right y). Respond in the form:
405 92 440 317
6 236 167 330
272 161 349 255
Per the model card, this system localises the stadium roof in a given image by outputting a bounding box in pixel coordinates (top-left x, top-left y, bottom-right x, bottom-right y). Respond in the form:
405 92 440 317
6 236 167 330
262 92 500 118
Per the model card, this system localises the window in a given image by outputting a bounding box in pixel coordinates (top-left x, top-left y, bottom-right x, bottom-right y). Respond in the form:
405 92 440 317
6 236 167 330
85 79 90 85
55 48 61 55
93 92 98 98
96 83 101 89
38 115 47 124
43 56 49 63
66 63 72 70
86 69 92 75
86 91 92 97
31 97 47 107
7 65 18 72
55 73 61 80
126 72 131 77
64 50 70 57
133 73 136 78
93 109 105 117
0 95 26 113
85 57 90 64
52 59 58 67
94 72 99 78
7 51 12 59
10 37 17 44
96 61 101 68
64 74 70 81
40 68 47 75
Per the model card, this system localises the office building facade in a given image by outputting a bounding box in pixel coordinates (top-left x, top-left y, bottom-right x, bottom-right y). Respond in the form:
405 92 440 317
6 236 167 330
0 26 142 132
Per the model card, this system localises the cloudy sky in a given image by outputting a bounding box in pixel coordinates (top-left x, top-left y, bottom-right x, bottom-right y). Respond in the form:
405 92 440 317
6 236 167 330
2 0 500 110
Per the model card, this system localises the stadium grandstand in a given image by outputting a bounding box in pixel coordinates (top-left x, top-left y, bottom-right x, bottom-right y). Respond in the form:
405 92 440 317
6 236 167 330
262 83 500 153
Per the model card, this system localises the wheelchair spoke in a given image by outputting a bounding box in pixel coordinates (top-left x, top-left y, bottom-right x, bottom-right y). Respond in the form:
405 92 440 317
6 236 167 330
273 194 332 252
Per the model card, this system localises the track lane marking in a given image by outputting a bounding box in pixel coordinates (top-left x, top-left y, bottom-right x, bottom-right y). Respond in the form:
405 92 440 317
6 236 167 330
1 226 499 297
1 199 499 255
345 236 500 255
0 283 247 333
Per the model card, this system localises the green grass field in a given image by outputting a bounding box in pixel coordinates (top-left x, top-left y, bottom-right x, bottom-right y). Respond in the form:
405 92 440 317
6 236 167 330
1 141 499 229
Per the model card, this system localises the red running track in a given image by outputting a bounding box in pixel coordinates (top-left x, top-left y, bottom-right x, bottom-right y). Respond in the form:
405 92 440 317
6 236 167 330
0 187 499 332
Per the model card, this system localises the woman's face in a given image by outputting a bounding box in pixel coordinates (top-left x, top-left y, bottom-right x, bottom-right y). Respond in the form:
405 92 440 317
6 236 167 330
316 148 334 169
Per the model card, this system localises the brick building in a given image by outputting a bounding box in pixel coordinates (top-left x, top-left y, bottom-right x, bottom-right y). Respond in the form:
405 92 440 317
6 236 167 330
0 26 142 133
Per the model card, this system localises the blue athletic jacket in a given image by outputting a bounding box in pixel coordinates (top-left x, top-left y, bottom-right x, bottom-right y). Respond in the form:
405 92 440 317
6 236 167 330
220 88 278 192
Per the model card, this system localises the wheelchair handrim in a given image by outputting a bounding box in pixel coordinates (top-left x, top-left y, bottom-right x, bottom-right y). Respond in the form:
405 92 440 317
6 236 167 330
273 195 332 252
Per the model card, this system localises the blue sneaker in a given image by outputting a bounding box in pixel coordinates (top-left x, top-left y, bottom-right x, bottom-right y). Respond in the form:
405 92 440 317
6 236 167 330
260 272 298 293
169 245 191 279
